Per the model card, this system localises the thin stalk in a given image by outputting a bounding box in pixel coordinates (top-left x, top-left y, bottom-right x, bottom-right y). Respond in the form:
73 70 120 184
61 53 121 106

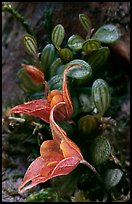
2 2 34 35
80 159 101 182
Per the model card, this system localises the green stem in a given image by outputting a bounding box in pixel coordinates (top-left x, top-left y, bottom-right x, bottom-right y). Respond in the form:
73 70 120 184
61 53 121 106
2 3 34 35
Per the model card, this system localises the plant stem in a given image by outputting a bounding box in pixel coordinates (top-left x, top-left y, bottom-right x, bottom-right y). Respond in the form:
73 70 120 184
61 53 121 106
80 159 101 182
2 2 34 35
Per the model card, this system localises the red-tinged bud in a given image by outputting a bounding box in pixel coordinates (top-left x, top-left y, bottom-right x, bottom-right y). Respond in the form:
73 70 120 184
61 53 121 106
21 64 44 84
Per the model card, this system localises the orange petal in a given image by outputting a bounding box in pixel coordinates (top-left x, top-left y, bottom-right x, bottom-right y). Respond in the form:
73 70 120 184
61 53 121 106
50 94 64 108
47 90 62 102
51 156 81 177
50 102 83 159
40 140 63 159
7 99 51 123
18 155 61 193
60 140 82 159
50 102 68 142
18 155 80 193
62 65 74 119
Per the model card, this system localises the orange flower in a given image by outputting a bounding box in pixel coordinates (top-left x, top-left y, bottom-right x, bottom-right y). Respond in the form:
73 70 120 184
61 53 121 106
7 63 99 193
18 102 84 193
7 64 74 122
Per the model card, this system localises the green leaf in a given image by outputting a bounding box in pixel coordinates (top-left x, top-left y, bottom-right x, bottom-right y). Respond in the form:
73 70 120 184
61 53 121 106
82 39 101 54
48 74 63 91
22 34 38 57
76 87 95 114
41 43 56 72
66 59 92 85
78 115 99 137
52 24 65 49
49 58 64 78
79 13 92 34
87 47 110 71
92 24 120 44
89 135 111 165
68 34 85 51
92 78 111 116
56 64 65 76
104 169 123 190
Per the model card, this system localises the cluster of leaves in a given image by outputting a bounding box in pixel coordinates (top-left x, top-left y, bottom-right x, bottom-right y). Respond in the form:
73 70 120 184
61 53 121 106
3 10 126 202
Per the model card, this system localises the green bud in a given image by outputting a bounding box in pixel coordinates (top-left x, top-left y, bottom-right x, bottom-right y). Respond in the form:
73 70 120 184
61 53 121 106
59 48 73 62
78 115 99 137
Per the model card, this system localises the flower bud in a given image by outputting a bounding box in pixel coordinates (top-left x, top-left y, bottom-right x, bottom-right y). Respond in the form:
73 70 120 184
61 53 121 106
21 64 44 84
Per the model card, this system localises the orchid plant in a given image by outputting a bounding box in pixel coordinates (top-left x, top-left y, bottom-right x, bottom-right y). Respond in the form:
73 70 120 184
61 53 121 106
3 7 124 201
7 63 100 193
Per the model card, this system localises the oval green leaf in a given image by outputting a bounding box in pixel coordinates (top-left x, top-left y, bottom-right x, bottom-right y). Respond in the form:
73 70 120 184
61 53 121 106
89 135 111 165
22 34 38 56
66 59 92 85
104 169 123 190
82 39 101 54
52 24 65 49
78 93 95 114
56 64 65 76
68 34 85 51
76 87 95 114
48 74 63 91
49 58 64 78
87 47 110 72
92 24 120 44
92 78 111 116
79 13 92 34
41 43 56 72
